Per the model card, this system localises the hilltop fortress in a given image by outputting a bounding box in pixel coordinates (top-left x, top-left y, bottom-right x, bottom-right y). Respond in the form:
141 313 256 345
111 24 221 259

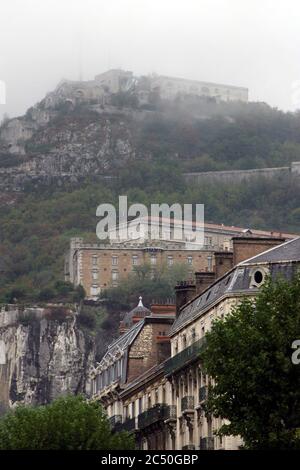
43 69 248 109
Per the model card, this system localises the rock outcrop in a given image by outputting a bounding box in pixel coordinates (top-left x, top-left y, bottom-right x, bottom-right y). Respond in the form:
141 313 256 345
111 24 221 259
0 305 95 409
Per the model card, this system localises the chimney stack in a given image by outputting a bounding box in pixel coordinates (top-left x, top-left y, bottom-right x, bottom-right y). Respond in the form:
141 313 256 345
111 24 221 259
195 271 216 295
214 251 234 279
232 236 286 265
174 281 196 317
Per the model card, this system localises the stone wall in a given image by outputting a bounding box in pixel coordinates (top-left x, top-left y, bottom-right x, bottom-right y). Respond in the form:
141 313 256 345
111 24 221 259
184 161 300 185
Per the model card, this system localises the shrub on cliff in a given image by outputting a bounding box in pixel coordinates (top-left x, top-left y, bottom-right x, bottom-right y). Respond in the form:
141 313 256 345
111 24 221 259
0 395 134 450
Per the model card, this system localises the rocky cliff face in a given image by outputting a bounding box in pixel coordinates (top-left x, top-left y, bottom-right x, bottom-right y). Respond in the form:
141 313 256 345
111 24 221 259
0 105 141 191
0 306 95 408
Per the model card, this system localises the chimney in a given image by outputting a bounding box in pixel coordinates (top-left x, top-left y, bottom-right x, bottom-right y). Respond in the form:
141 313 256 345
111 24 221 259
174 281 196 317
195 271 216 295
214 251 234 279
232 236 286 265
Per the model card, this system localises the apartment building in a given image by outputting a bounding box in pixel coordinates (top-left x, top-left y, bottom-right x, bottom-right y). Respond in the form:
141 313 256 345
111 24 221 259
91 235 298 450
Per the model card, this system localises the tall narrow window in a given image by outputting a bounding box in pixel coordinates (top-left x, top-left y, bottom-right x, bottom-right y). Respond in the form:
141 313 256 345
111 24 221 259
207 255 213 271
150 255 157 266
167 255 173 267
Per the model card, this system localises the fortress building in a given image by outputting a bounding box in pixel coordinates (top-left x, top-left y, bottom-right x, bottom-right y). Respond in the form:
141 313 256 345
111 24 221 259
44 69 248 110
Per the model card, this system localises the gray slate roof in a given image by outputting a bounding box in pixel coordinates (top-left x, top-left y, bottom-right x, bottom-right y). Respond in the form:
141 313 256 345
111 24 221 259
240 237 300 265
101 320 144 364
171 237 300 336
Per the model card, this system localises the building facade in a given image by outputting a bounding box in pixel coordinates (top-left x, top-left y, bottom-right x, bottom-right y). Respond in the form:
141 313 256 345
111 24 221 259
65 219 291 300
91 235 299 450
94 70 248 103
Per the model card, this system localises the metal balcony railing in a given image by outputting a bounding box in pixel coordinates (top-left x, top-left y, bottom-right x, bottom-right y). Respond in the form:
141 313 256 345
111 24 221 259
199 386 207 403
199 437 214 450
165 405 177 420
182 445 195 450
114 417 136 433
109 414 122 430
181 396 194 413
138 403 168 429
164 338 205 376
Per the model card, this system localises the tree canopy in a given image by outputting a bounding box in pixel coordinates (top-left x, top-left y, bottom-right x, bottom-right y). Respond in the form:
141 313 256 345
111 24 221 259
0 395 134 450
201 275 300 449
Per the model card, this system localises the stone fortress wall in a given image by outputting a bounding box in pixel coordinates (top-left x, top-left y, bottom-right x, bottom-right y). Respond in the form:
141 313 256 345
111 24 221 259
184 161 300 185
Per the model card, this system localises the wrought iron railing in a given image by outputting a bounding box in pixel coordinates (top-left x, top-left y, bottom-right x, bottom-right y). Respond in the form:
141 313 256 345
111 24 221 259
165 405 177 420
199 437 214 450
114 416 136 433
164 338 205 376
181 396 194 412
109 414 122 430
138 403 168 429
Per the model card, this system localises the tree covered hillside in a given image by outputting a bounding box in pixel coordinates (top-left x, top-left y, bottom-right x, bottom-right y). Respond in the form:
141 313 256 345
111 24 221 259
0 157 300 303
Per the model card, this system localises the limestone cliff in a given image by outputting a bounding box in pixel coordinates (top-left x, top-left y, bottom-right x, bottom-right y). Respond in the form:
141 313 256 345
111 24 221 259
0 305 95 409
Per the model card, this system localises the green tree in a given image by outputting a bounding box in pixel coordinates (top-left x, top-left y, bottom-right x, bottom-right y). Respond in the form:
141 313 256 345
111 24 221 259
0 395 134 450
201 275 300 450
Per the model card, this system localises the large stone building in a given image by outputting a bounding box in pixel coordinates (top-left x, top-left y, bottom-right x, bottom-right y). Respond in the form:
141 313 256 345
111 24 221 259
43 69 248 112
90 235 299 450
65 219 292 300
94 70 248 103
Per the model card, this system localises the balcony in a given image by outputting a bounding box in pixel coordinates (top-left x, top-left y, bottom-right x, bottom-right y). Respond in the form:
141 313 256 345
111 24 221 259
200 437 214 450
199 386 207 403
138 403 168 429
109 414 122 430
164 338 205 376
165 405 177 421
114 417 136 433
181 396 194 413
182 445 195 450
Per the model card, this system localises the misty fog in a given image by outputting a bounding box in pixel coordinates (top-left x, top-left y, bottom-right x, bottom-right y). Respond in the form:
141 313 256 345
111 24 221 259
1 0 300 121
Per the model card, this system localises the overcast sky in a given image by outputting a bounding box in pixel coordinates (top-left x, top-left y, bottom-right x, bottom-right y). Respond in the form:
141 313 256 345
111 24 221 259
1 0 300 120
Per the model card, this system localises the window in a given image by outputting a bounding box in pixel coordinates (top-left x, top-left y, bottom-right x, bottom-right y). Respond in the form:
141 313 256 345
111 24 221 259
162 387 166 403
92 255 98 266
207 256 213 271
138 397 143 414
132 255 139 266
254 270 263 284
191 328 196 342
90 286 100 296
150 255 157 265
92 271 98 280
205 236 212 246
112 256 118 266
154 389 159 404
167 256 173 267
187 256 193 265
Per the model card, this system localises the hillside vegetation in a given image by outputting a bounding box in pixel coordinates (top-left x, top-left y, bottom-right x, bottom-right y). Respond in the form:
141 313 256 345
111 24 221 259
1 97 300 303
